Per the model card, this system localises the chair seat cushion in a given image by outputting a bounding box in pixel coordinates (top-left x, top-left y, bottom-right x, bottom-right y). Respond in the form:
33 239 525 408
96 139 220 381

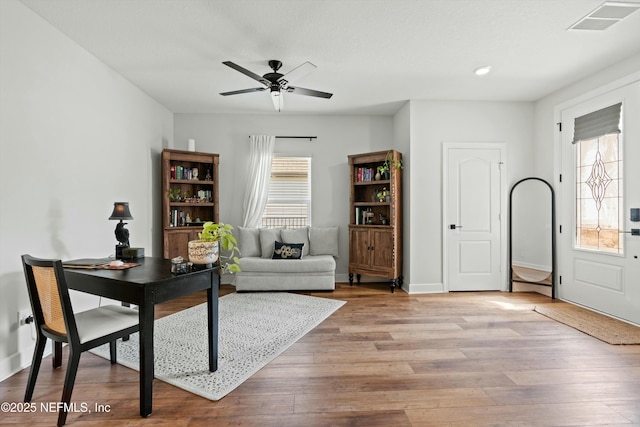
76 305 139 344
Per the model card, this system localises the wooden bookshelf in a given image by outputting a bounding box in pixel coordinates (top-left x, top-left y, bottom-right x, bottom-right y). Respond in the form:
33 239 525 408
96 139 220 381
348 150 403 292
161 149 219 259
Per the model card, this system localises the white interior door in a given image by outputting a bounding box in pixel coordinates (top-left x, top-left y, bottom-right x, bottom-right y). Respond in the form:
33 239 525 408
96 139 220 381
444 143 505 291
559 81 640 325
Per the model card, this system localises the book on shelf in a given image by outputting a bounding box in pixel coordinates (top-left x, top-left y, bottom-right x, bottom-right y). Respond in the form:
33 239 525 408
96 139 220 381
171 165 198 180
169 209 210 227
169 209 186 227
355 167 376 182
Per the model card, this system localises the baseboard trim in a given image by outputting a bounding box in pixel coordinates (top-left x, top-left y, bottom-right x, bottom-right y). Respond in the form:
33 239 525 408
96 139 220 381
335 273 350 283
404 282 444 294
0 342 51 382
336 276 445 294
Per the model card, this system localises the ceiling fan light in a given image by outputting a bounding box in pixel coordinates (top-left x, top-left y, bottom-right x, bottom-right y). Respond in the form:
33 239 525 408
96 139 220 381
270 89 281 111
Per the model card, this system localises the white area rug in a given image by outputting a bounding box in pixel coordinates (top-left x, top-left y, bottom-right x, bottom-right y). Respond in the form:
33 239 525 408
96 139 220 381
91 292 345 400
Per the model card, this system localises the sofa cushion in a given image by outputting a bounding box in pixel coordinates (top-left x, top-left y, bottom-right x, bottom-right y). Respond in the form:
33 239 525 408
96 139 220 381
272 241 304 259
281 226 310 256
237 227 261 257
239 255 336 273
309 226 339 257
259 228 282 258
235 273 335 292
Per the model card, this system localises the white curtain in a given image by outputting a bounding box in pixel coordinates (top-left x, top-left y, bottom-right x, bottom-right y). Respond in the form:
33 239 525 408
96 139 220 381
242 135 275 227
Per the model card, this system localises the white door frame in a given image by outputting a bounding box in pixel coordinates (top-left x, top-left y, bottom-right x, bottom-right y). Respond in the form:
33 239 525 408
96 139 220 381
442 142 508 292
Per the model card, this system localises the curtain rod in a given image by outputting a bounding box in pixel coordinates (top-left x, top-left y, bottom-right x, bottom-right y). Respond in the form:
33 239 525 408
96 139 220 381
249 136 317 141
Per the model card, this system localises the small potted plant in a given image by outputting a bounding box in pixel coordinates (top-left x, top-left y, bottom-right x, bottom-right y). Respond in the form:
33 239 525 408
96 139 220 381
169 188 181 201
188 222 241 273
377 164 389 180
384 150 403 174
376 187 390 203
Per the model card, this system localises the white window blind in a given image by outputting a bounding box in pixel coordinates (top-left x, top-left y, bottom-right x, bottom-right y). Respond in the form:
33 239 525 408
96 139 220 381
572 102 622 143
261 156 311 228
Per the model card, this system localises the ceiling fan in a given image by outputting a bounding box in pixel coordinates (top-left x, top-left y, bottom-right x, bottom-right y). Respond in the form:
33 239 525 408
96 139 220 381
220 60 333 111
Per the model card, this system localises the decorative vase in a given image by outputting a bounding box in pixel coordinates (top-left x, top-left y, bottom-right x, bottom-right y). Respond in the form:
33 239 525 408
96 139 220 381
188 240 219 266
375 171 381 181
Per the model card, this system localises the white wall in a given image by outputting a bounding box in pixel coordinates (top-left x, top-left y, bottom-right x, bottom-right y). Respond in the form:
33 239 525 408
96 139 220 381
392 102 411 284
173 113 394 280
0 0 173 380
406 100 534 293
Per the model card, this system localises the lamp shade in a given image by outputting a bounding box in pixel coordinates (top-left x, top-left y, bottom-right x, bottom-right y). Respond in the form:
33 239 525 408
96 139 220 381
270 87 281 111
109 202 133 220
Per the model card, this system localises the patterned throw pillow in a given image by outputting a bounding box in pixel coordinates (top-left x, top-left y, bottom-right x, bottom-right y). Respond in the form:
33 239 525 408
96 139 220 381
272 241 304 259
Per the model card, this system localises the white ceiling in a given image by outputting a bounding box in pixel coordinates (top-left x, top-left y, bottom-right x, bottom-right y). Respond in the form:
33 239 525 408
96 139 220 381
19 0 640 115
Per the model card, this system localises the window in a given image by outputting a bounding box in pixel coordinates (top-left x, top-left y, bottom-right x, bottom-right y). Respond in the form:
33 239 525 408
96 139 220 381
260 156 311 228
574 103 623 254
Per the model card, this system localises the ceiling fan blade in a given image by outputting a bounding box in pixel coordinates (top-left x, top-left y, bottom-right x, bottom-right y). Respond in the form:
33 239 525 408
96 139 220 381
277 61 316 86
287 86 333 99
222 61 270 86
220 87 267 96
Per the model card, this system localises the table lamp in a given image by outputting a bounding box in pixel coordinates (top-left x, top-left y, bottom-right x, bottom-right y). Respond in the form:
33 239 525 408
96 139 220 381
109 202 133 259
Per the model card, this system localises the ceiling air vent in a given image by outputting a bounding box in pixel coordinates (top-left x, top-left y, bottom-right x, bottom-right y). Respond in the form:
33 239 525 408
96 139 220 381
568 1 640 31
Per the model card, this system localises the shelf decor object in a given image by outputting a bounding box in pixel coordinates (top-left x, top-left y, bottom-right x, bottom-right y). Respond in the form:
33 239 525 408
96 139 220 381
109 202 133 259
348 150 403 292
162 149 219 260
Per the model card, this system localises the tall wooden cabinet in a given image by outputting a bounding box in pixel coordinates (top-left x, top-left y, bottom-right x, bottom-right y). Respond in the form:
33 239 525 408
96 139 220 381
162 149 219 259
348 150 403 292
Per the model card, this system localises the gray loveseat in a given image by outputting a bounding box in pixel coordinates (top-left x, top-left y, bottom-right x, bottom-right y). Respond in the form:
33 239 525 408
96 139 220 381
235 226 338 291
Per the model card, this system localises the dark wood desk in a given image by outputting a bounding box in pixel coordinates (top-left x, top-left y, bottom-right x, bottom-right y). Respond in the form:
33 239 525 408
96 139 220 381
62 257 219 417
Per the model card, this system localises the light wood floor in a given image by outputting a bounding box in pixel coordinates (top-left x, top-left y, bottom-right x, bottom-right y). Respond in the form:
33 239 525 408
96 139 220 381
2 283 640 426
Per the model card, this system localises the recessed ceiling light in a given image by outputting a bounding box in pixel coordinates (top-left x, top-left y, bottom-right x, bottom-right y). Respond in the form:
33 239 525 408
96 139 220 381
474 66 492 76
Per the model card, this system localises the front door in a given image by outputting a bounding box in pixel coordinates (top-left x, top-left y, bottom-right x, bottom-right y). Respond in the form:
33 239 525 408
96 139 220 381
559 81 640 325
444 143 505 291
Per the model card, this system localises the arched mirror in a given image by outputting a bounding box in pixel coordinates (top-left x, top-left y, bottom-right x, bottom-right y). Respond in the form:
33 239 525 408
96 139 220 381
509 177 556 298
